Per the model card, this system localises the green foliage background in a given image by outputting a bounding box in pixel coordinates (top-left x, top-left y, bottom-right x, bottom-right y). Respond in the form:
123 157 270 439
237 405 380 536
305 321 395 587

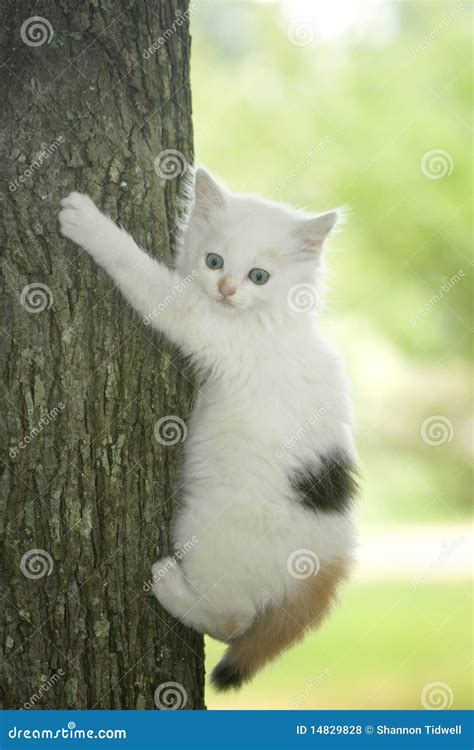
190 1 472 709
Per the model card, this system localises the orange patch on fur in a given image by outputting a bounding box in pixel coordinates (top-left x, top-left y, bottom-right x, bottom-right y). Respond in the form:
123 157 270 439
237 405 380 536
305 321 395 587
222 617 242 640
263 248 280 262
223 557 352 680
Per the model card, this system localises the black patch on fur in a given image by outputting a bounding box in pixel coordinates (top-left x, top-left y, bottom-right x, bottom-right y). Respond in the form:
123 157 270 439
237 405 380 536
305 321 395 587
290 450 358 514
211 659 246 692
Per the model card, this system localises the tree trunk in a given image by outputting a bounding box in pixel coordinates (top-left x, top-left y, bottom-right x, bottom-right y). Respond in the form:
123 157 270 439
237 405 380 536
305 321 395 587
0 0 205 709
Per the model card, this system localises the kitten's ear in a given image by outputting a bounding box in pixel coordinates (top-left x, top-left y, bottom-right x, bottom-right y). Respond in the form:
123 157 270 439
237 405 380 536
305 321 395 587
193 167 225 220
294 210 339 255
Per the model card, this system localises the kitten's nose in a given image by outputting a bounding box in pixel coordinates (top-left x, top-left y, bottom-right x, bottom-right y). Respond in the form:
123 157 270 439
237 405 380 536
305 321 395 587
218 279 237 298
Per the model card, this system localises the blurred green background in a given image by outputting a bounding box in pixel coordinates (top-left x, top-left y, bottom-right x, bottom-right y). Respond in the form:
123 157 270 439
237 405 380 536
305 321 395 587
189 1 472 709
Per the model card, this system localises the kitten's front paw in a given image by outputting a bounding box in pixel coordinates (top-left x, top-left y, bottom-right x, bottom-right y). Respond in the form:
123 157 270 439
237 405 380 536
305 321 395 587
59 192 105 249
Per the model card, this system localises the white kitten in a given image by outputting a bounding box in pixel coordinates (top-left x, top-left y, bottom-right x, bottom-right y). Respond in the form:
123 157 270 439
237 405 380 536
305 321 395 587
59 168 358 691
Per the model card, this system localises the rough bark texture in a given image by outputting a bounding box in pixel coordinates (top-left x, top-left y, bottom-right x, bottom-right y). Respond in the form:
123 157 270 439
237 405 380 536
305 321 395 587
0 0 205 709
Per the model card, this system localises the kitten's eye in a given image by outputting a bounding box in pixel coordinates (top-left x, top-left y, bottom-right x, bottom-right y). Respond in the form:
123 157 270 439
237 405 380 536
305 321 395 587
249 268 270 285
205 253 224 270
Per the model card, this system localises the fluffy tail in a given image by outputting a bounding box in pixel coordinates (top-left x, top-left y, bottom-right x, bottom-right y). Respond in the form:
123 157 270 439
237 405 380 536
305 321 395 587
211 558 350 691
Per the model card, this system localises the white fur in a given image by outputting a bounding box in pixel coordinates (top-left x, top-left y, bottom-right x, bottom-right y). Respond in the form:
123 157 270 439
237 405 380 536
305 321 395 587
59 170 357 643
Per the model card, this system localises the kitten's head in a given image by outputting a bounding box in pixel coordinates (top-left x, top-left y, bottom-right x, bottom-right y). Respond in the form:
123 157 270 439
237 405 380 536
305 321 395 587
178 168 339 315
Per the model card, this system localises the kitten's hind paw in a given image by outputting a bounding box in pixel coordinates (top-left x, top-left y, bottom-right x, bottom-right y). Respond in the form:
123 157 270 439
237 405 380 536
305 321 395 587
150 557 179 589
150 557 184 611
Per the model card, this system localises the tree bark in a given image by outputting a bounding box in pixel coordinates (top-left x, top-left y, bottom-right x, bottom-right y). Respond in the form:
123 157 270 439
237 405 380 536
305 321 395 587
0 0 205 709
